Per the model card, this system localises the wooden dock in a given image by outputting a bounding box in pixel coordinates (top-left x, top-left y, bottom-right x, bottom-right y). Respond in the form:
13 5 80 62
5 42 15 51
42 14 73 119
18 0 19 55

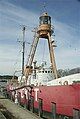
0 94 42 119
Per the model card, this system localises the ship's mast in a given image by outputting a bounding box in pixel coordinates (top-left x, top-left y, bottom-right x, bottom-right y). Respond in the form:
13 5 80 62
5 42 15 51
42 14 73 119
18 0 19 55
37 12 58 79
25 12 58 80
22 26 25 76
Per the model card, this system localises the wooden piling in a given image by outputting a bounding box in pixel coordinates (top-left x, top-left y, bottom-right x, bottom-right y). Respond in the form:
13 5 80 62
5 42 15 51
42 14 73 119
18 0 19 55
51 102 56 119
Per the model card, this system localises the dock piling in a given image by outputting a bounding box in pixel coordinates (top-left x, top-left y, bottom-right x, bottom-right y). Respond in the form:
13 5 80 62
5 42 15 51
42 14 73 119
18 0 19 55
38 98 43 118
51 102 56 119
73 108 80 119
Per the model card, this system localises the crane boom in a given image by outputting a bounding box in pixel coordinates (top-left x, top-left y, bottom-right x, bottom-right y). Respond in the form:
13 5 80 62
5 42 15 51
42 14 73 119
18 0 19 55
26 35 39 67
24 33 39 79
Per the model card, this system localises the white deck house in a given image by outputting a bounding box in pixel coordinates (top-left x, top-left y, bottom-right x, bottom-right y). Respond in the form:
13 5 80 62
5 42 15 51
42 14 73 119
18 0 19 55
47 73 80 86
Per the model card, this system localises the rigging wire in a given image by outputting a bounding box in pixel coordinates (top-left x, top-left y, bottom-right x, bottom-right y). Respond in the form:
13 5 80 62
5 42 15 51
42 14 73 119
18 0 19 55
13 47 21 67
12 48 22 71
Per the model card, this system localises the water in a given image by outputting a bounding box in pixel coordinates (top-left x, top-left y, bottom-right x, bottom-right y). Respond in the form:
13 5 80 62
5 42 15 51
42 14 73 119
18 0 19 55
0 81 7 88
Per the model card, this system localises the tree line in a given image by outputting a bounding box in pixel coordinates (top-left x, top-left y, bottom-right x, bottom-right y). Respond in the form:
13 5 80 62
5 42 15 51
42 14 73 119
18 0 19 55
0 67 80 79
0 75 18 80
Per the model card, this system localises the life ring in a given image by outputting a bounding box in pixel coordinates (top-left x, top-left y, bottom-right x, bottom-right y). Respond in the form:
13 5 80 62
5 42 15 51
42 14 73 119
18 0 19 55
63 81 68 85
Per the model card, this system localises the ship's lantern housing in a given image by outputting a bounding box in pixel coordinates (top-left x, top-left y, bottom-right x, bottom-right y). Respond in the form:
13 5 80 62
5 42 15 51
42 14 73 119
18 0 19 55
37 12 53 38
39 13 51 25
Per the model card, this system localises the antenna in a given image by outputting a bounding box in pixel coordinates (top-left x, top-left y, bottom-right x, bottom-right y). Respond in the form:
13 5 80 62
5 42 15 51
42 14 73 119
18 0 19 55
43 2 46 12
18 25 26 76
22 26 26 76
40 2 47 14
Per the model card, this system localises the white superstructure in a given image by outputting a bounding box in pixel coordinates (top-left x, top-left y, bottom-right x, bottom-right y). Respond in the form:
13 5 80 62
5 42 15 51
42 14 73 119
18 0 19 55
27 67 55 86
18 70 80 86
47 73 80 86
18 64 80 86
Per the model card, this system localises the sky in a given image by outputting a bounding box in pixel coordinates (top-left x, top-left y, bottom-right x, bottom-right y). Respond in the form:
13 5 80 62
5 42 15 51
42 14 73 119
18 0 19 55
0 0 80 75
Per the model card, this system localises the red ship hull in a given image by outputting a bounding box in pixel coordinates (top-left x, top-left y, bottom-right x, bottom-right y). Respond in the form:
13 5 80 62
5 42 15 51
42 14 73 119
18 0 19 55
6 84 80 117
32 84 80 116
